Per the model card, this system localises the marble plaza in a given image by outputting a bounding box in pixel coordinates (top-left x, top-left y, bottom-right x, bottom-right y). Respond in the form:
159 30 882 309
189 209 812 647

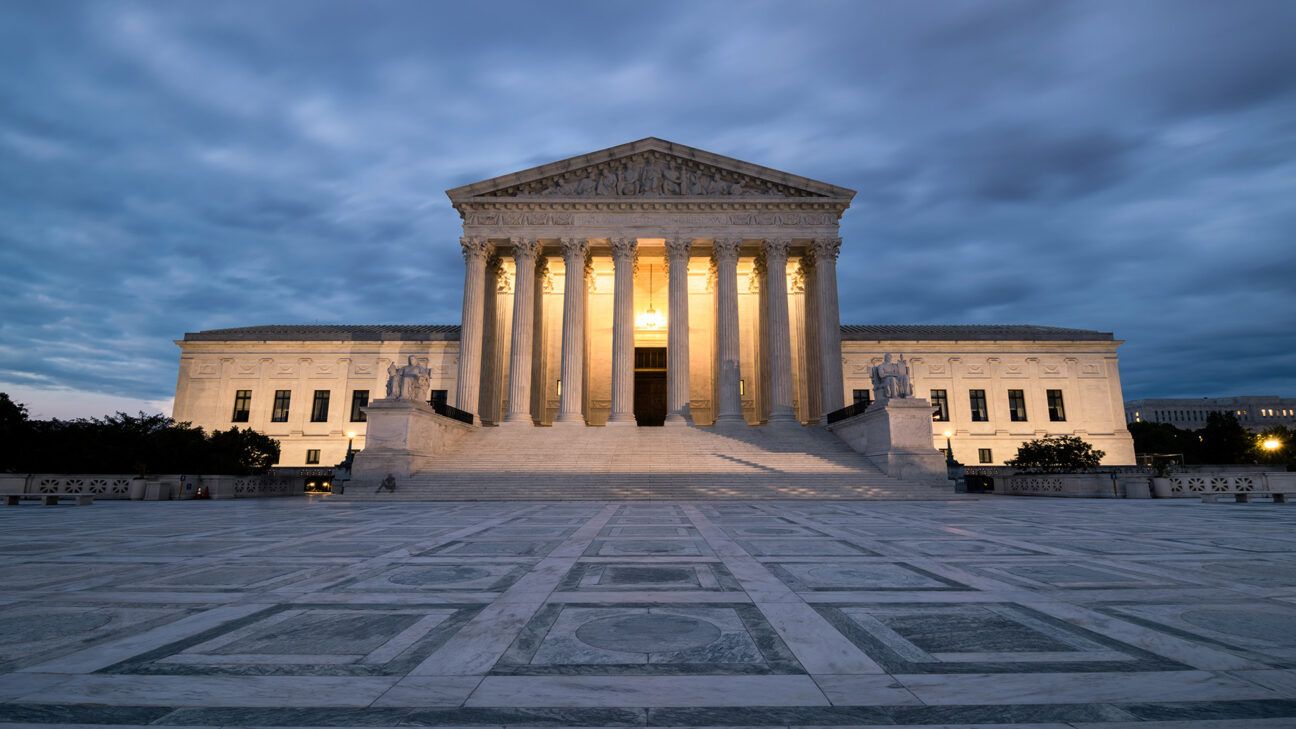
2 498 1296 727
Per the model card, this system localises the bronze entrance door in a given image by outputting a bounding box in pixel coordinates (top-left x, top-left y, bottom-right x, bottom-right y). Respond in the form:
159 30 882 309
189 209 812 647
634 347 667 426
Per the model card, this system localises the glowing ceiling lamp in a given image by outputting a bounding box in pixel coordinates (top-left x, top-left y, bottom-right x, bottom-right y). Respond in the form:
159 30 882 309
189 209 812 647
637 263 664 330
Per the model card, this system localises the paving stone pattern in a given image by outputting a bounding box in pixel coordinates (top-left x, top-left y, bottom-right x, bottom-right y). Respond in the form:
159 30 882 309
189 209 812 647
2 497 1296 727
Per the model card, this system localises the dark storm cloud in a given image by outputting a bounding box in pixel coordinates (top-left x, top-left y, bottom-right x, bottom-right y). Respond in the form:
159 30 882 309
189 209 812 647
2 0 1295 416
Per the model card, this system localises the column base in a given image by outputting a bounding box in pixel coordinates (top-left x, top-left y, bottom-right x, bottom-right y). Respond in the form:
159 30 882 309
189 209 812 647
712 414 747 428
663 414 692 427
552 417 587 428
605 414 636 427
498 417 534 428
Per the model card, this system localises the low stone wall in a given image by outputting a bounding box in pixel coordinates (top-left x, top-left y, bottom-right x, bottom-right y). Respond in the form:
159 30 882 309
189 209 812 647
0 474 302 500
997 473 1133 498
1158 472 1296 499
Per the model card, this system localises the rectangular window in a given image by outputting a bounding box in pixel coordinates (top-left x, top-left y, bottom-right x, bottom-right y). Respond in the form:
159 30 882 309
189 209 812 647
1008 389 1027 422
852 389 871 408
231 390 251 423
1047 389 1067 422
429 389 448 408
305 449 320 465
978 448 993 464
271 390 291 423
311 390 330 422
931 389 949 421
969 389 988 422
350 390 369 422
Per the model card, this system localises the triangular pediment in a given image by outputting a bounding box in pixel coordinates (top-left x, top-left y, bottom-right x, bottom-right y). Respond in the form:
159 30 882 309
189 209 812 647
446 138 855 202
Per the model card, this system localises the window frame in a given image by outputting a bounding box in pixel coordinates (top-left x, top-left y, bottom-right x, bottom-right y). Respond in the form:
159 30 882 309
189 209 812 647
271 390 291 423
1047 389 1067 422
930 389 949 422
231 390 252 423
969 389 989 422
1007 389 1028 422
852 389 871 408
350 390 369 422
305 449 320 465
310 390 330 423
978 448 993 464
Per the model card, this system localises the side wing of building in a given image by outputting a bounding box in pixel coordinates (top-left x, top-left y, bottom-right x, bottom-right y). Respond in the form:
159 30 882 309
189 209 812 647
173 325 459 468
841 325 1135 466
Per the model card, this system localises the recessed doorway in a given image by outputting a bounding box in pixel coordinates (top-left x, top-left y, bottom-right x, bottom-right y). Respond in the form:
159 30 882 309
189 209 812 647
634 347 667 426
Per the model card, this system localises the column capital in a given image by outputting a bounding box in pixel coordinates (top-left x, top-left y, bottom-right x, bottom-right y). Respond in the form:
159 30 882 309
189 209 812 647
664 236 693 261
810 237 842 262
711 237 742 264
560 237 589 260
609 237 637 262
510 236 542 261
763 238 792 262
461 236 492 263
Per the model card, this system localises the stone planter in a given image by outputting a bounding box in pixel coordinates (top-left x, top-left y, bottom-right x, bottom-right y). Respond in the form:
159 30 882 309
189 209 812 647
1124 478 1151 499
1151 477 1174 499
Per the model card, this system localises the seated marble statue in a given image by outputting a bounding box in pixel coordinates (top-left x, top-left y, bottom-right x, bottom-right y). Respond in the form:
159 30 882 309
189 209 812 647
870 353 913 403
385 356 432 402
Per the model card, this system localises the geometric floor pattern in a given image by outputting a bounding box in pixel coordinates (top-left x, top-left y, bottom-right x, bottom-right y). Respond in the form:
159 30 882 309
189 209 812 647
2 498 1296 727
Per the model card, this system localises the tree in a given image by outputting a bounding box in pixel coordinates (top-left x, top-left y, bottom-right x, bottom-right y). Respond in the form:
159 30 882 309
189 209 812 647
1007 435 1105 473
0 395 280 475
1129 421 1200 463
0 392 32 472
1198 412 1255 465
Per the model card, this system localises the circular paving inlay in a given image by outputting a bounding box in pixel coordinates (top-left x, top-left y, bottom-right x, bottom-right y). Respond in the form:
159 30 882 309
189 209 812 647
575 613 722 653
387 566 493 586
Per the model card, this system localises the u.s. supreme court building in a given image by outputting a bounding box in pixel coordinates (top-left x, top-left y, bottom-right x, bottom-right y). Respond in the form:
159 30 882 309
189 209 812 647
173 139 1135 496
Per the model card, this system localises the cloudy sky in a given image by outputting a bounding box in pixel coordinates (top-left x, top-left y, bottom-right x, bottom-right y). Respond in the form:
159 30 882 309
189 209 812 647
2 0 1294 419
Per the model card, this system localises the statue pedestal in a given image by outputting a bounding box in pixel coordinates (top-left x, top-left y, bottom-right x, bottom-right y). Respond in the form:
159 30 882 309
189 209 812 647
351 399 473 482
827 398 949 483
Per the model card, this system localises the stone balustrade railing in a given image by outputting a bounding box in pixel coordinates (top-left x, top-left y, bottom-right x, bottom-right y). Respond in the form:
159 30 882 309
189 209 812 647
0 474 303 500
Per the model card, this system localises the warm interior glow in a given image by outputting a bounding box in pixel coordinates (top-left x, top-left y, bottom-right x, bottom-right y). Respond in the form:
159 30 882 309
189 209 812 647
636 262 665 330
1262 437 1282 452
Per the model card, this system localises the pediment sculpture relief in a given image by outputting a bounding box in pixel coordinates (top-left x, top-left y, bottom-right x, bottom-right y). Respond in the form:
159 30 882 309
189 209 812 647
481 152 822 198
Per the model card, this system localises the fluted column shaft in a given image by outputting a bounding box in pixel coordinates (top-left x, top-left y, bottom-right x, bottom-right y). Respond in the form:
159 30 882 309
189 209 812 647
479 256 507 424
801 257 823 424
712 238 744 425
454 237 492 421
556 238 588 424
503 237 541 424
763 239 796 422
607 238 637 425
664 237 692 425
813 237 845 415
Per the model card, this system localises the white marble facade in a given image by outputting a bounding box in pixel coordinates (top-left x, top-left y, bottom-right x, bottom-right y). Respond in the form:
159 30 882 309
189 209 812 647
172 139 1136 468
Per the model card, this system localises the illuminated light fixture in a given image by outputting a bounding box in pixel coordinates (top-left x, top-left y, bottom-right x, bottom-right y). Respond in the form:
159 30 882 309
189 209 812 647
556 379 562 397
1262 437 1282 452
739 378 746 396
636 263 664 330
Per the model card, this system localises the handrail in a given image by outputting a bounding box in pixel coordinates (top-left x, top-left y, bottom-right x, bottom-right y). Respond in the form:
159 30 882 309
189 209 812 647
432 400 474 425
825 400 871 424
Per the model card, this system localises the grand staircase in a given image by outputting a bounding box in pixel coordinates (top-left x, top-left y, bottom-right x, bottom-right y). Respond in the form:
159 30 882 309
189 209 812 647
337 424 960 500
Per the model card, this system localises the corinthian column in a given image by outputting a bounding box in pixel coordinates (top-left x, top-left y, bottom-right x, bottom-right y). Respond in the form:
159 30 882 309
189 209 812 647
800 256 823 424
454 237 492 422
763 239 796 423
812 237 845 415
664 236 692 425
556 237 588 425
503 237 541 425
607 237 637 425
712 237 744 426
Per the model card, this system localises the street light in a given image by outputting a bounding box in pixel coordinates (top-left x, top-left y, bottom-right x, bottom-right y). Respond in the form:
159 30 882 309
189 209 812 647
345 431 357 457
943 429 954 467
1262 437 1283 452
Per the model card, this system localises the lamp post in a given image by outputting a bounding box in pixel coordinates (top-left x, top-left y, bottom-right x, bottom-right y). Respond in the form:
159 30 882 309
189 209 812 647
943 429 955 467
345 431 356 458
1262 437 1282 453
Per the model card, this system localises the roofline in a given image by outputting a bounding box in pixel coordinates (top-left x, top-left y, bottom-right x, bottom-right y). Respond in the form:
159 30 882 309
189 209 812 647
445 137 856 203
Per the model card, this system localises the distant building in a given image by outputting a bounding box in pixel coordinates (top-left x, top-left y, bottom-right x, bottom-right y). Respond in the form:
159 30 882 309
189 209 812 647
1125 396 1296 431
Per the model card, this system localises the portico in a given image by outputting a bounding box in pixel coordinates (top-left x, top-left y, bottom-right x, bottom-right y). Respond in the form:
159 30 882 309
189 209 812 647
448 138 854 429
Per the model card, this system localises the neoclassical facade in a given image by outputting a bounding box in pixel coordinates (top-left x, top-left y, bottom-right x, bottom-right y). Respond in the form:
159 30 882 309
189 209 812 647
173 139 1136 471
